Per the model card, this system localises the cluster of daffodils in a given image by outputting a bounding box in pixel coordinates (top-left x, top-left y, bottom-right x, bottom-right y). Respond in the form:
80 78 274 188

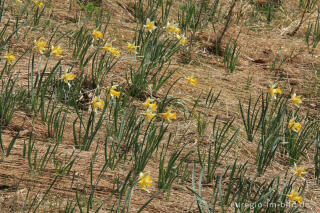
90 29 121 57
89 86 121 113
103 42 121 57
288 93 303 133
33 0 44 7
268 85 303 133
165 21 186 46
143 98 157 121
33 38 74 87
288 117 302 133
287 189 303 204
91 96 105 113
142 98 177 123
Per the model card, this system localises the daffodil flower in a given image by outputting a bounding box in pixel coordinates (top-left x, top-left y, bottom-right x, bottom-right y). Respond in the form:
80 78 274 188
109 47 121 57
91 96 105 113
175 27 181 35
177 34 187 46
144 18 157 32
51 45 62 57
160 107 176 123
103 43 112 52
292 163 306 178
291 93 302 107
287 189 302 204
288 118 302 133
4 52 15 65
126 42 138 54
143 98 157 111
186 74 197 87
110 88 120 98
61 71 75 87
138 172 152 192
268 84 282 99
165 21 178 34
92 29 103 40
144 109 156 121
33 1 43 7
34 38 47 54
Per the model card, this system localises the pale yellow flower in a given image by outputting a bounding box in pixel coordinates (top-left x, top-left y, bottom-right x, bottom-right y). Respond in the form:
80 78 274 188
287 189 302 204
34 38 47 54
288 118 302 133
110 88 120 98
175 27 181 35
61 71 75 87
291 93 302 107
51 45 62 57
177 34 187 46
103 43 112 52
138 172 152 192
165 21 178 34
268 84 282 99
33 1 43 7
292 164 306 178
91 96 105 113
109 47 121 57
144 18 157 32
144 109 156 121
126 42 138 54
4 52 15 65
186 74 197 87
143 98 157 112
160 107 176 123
92 29 103 40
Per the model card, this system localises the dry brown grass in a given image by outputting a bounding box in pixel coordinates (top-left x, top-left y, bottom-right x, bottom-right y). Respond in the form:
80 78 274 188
0 0 319 212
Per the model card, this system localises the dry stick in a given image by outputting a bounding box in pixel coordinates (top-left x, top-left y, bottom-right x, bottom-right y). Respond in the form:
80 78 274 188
288 0 311 36
216 0 238 51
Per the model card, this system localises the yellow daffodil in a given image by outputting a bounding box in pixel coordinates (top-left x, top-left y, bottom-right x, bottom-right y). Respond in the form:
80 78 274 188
287 189 302 204
4 52 15 65
292 164 307 178
268 84 282 99
186 74 197 87
291 93 302 107
175 27 181 35
92 29 103 40
177 34 187 46
51 45 62 57
288 118 302 133
61 71 75 87
110 88 120 98
165 21 178 34
33 1 43 7
144 109 156 121
126 42 138 54
34 38 47 54
160 107 176 123
103 43 112 52
144 18 157 32
109 47 121 57
91 96 105 113
143 98 157 111
138 172 152 192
